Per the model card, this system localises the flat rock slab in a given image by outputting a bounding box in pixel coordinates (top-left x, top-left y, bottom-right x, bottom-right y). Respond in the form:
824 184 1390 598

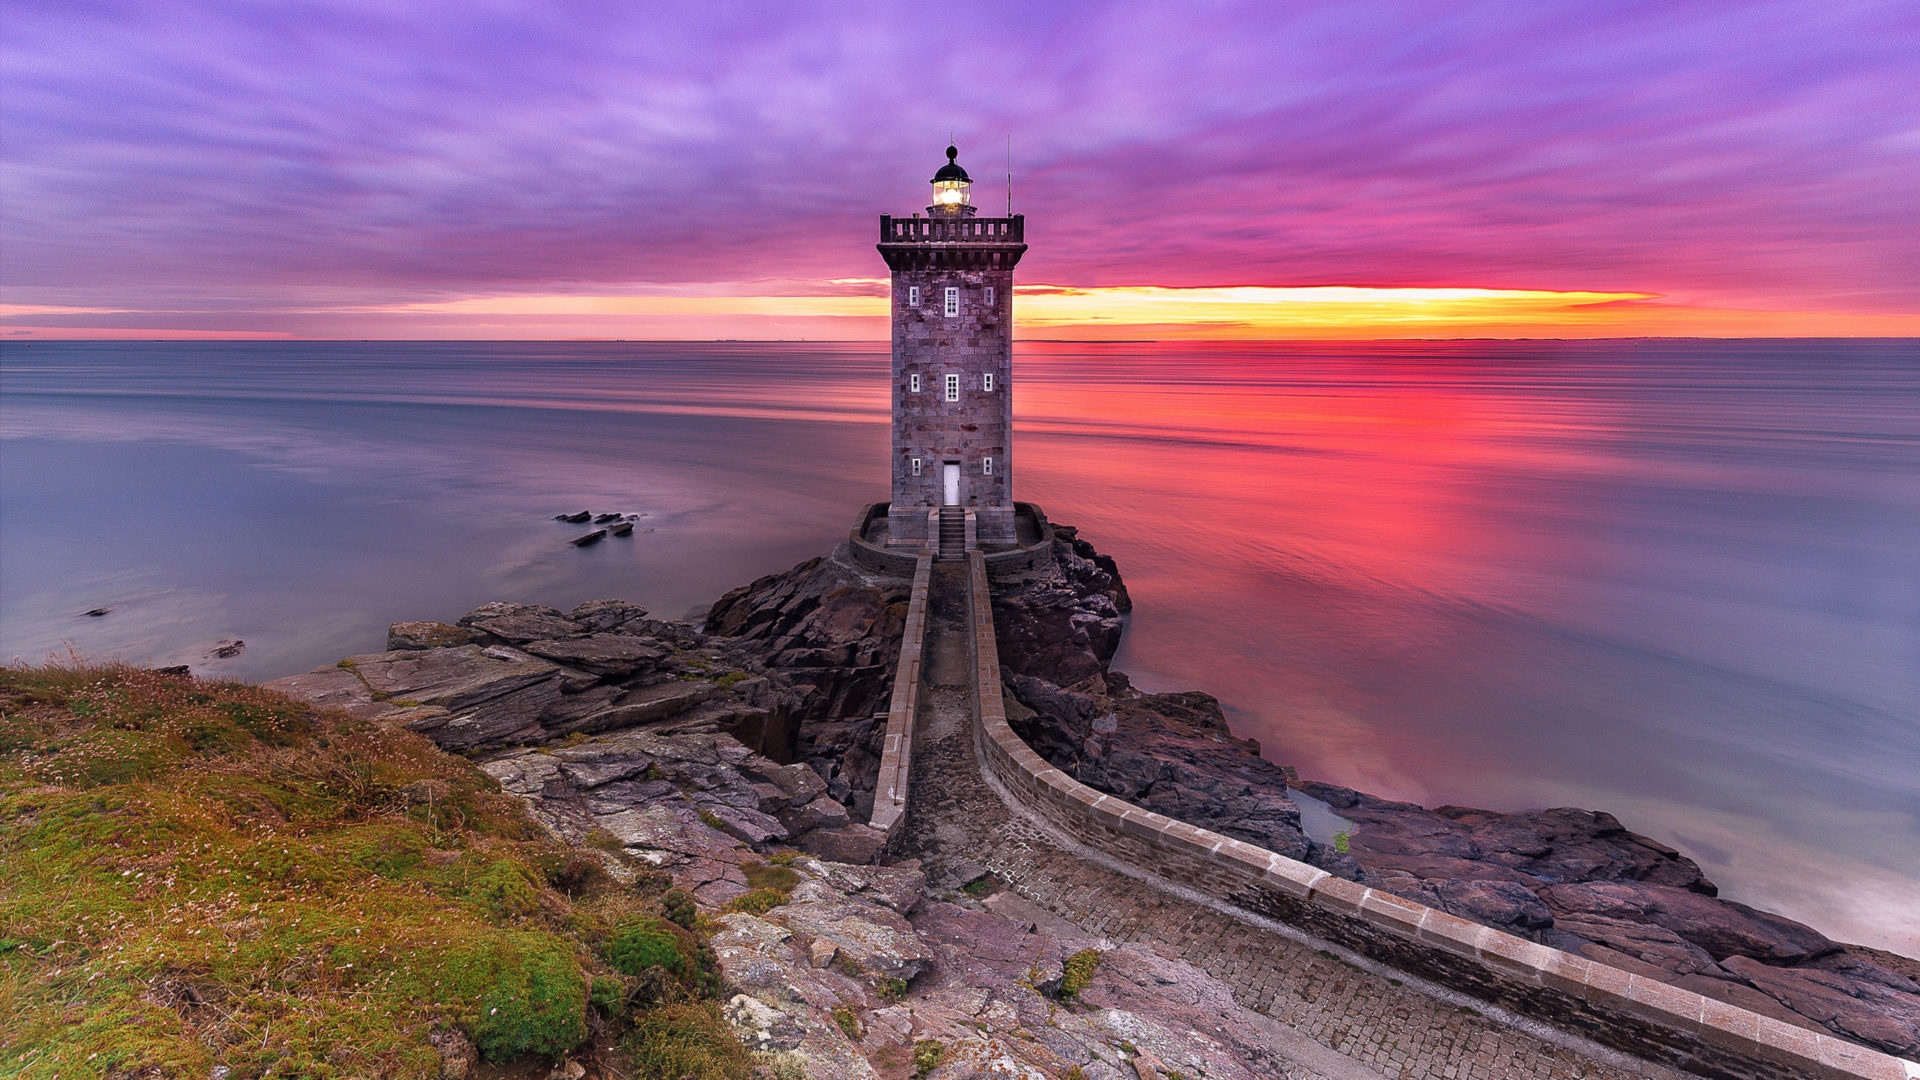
269 645 564 751
522 634 665 675
466 612 585 643
774 897 935 983
386 620 478 651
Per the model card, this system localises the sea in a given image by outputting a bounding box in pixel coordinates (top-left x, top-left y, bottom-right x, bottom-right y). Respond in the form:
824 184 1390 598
2 338 1916 954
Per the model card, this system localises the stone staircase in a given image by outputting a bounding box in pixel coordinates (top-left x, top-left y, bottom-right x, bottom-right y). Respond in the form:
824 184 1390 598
936 506 965 561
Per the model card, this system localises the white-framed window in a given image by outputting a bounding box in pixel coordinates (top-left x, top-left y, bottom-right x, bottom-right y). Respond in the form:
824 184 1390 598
911 457 922 476
983 456 994 476
944 287 959 317
908 286 920 306
982 372 994 392
909 372 920 393
985 286 995 306
944 373 960 401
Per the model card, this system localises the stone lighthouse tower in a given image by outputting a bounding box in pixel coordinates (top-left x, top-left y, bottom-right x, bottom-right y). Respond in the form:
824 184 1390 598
879 145 1027 550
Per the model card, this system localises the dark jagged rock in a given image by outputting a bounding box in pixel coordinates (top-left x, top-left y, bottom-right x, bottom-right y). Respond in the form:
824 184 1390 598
988 528 1920 1059
593 512 624 524
994 529 1339 873
566 598 649 632
267 524 1920 1060
570 529 607 547
1539 881 1837 964
84 607 111 617
555 510 591 522
704 549 910 815
609 521 634 536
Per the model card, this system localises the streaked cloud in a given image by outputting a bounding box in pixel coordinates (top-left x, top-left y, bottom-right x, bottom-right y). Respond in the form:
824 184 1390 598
2 1 1914 337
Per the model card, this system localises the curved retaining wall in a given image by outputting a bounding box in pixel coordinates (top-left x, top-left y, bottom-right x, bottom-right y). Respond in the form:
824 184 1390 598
846 501 1055 579
867 551 932 841
848 502 921 577
963 551 1914 1080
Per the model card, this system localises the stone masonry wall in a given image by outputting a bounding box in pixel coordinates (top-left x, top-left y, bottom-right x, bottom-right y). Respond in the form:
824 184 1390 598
961 551 1917 1080
867 551 931 842
884 220 1021 545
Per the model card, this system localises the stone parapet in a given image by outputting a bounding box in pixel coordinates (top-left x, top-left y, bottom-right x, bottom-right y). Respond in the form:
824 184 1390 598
960 551 1916 1080
848 502 923 576
868 550 933 843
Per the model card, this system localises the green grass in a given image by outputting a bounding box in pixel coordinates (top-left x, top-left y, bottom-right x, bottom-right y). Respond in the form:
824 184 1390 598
720 888 790 916
607 918 685 976
1059 948 1103 1004
0 662 746 1078
623 1002 753 1080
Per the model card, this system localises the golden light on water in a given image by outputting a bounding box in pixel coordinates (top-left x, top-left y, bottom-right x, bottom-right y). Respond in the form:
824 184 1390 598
9 285 1917 339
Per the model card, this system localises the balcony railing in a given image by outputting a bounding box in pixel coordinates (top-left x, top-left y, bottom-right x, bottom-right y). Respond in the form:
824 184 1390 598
880 215 1024 243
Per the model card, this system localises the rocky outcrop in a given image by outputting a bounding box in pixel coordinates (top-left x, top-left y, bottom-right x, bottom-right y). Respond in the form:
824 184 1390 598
267 527 1920 1061
479 729 880 902
474 721 1313 1079
993 529 1354 877
703 549 913 818
1296 781 1920 1056
992 528 1920 1059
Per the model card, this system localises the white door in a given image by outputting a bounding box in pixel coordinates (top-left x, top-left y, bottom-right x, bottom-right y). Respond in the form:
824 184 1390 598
942 463 960 506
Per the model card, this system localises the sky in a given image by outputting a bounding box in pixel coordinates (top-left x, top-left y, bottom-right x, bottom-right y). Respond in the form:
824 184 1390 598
2 0 1917 340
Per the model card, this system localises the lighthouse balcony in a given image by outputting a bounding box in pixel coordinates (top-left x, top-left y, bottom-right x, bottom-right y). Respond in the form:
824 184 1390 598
881 215 1024 243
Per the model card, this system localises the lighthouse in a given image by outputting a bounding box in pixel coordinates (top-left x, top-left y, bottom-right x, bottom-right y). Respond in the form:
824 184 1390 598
878 145 1028 551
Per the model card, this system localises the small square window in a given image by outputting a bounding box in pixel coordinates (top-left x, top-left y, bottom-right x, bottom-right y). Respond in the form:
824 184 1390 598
982 372 994 392
911 457 922 476
985 286 995 305
908 286 920 306
945 373 960 401
944 287 959 317
983 456 994 476
909 372 920 393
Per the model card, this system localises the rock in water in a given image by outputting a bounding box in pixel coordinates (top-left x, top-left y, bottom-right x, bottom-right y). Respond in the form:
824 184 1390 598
83 607 111 617
210 639 245 659
570 529 607 547
593 512 623 523
555 510 591 523
609 521 634 536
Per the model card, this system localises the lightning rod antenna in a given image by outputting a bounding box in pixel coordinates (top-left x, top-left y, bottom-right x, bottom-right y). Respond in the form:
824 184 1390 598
1006 135 1013 216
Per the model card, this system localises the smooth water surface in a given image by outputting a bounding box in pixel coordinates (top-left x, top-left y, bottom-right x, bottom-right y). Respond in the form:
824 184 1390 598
3 339 1916 952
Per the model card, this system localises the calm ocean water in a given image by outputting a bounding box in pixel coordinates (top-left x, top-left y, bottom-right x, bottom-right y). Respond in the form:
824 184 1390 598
3 339 1916 952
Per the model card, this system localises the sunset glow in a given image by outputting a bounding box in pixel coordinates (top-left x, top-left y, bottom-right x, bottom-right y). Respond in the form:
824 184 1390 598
12 284 1910 342
3 3 1915 341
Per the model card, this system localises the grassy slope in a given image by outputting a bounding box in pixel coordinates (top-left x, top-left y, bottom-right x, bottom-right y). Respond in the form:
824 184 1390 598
0 664 748 1080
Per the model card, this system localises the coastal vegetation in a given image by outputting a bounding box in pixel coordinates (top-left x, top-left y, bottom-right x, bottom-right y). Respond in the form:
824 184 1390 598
0 662 748 1077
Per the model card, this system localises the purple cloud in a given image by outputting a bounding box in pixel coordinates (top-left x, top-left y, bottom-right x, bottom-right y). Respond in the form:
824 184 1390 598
2 0 1915 329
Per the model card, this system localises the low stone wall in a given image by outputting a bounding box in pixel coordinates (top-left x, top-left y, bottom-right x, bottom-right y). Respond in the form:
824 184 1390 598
848 500 1055 579
867 551 932 841
848 502 921 577
982 501 1054 579
961 551 1914 1080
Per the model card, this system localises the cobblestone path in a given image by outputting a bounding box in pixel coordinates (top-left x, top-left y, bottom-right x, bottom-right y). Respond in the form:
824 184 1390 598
900 563 1686 1080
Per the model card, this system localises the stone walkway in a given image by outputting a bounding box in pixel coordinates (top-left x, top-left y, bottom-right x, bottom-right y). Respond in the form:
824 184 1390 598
900 563 1687 1080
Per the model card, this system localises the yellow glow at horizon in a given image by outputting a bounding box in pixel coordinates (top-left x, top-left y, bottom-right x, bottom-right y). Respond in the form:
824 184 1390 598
370 284 1654 330
16 285 1914 339
1012 285 1655 328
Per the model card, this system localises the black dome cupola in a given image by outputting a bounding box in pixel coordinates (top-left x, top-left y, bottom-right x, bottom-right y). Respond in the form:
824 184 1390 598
929 144 974 216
